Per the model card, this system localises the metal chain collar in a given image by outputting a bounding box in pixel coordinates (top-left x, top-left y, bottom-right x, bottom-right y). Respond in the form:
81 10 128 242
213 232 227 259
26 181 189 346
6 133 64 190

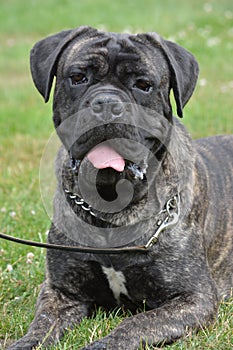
64 188 97 217
64 187 181 249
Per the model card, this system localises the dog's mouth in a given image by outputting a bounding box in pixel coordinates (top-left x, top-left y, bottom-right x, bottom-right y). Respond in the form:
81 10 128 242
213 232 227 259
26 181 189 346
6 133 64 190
63 116 168 211
69 140 148 205
88 142 147 202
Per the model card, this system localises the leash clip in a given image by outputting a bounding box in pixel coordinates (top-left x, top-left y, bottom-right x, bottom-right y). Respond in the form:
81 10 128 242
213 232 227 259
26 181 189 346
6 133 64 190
144 194 180 249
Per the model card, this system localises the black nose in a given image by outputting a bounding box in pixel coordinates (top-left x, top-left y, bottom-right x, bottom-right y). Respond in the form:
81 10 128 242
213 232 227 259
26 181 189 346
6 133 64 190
91 94 124 118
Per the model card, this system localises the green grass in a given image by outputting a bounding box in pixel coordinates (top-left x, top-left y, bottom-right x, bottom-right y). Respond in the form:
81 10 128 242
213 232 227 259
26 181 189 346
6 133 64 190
0 0 232 349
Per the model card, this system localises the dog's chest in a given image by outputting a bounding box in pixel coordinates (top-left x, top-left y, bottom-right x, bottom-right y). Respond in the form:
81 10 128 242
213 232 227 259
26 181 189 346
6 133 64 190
101 266 129 304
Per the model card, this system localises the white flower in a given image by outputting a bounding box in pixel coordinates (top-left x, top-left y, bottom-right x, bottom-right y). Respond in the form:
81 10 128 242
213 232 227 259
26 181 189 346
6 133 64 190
9 211 16 218
207 37 221 47
27 252 34 259
31 210 36 215
199 79 207 87
26 252 35 264
1 207 6 213
6 264 13 272
203 3 213 13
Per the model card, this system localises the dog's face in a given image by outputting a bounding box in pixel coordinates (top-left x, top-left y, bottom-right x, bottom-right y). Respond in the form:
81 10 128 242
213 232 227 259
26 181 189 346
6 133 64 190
30 27 198 208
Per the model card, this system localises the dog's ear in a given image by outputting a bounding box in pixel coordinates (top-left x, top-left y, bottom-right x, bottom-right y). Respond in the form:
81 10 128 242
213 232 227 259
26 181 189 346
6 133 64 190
30 26 97 102
138 33 199 118
163 39 199 118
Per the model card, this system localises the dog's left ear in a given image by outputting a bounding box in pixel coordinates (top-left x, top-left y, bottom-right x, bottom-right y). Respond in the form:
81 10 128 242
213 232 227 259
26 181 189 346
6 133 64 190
139 33 199 117
30 26 98 102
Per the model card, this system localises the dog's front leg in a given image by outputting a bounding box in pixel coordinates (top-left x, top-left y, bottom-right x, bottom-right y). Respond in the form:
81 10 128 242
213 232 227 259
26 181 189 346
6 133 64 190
81 292 218 350
7 279 89 350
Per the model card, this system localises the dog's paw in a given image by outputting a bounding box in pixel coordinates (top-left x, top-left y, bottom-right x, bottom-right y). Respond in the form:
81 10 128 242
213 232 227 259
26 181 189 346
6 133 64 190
81 340 107 350
7 336 39 350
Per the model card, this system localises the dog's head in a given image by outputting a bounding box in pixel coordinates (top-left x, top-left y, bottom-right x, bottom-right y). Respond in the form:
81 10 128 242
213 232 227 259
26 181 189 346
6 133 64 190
31 26 198 210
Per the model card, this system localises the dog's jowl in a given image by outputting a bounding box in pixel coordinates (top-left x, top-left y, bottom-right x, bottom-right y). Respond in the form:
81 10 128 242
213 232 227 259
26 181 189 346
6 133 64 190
8 27 233 350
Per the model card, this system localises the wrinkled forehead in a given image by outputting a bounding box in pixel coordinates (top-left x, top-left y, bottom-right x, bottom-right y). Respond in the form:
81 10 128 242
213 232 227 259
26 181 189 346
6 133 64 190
60 32 167 74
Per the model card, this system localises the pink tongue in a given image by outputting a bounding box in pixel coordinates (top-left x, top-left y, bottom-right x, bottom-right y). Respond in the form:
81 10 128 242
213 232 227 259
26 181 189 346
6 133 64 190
87 143 125 172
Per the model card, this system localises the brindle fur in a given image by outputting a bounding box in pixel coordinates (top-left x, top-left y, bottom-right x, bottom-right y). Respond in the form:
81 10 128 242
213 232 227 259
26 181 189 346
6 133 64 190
8 27 233 350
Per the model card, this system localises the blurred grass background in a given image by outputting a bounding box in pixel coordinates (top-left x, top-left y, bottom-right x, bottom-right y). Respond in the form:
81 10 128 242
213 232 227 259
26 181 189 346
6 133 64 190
0 0 232 349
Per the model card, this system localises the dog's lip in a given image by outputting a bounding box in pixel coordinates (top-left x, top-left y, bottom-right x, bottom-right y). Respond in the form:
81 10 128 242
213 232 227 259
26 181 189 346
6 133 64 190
87 142 125 172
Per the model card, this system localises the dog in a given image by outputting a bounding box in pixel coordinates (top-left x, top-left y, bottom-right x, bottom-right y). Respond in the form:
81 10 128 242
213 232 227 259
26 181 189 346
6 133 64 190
8 26 233 350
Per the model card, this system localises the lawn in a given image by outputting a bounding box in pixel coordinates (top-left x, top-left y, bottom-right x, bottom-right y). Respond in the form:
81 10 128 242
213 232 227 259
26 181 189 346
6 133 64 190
0 0 232 349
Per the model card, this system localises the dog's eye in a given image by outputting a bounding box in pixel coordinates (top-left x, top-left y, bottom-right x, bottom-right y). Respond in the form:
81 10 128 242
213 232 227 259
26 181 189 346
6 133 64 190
134 79 153 92
70 73 88 85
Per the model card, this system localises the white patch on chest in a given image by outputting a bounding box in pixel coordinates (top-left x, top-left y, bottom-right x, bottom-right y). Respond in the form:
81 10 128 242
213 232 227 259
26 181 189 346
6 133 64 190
102 266 129 304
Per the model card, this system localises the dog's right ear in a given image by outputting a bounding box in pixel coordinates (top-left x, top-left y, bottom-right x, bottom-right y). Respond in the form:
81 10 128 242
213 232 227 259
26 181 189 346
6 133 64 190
30 26 97 102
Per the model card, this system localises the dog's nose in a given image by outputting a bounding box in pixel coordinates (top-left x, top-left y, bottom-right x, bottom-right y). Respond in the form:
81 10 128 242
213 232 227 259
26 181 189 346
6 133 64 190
91 94 124 118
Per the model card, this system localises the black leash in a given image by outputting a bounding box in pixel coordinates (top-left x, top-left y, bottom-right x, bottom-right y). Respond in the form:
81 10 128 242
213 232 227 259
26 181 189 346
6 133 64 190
0 232 147 254
0 194 180 254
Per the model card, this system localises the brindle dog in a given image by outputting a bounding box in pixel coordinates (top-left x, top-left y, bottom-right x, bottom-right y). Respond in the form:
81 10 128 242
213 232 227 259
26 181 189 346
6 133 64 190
8 27 233 350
